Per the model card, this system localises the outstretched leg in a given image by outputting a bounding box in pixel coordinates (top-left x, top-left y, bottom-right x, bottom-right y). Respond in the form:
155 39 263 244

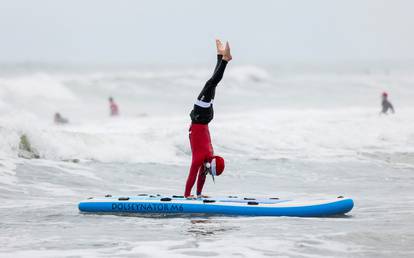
196 40 231 104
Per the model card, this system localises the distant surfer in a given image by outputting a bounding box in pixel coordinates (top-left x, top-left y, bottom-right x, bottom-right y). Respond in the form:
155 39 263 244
380 92 395 114
54 112 69 124
109 97 119 116
184 39 232 198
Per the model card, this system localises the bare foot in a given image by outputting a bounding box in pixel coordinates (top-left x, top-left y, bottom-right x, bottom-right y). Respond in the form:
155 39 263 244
197 194 210 198
186 195 196 199
216 39 225 55
223 41 232 61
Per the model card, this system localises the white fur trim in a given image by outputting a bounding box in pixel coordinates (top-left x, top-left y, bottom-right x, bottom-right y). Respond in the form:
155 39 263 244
211 158 217 176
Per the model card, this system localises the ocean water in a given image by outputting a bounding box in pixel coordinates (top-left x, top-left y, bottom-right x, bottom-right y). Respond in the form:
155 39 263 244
0 63 414 257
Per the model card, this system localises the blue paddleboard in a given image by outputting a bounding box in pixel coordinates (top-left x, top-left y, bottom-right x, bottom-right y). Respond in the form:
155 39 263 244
78 194 354 217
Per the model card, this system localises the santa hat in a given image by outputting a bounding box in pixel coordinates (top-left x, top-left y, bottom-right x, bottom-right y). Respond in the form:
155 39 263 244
210 156 225 176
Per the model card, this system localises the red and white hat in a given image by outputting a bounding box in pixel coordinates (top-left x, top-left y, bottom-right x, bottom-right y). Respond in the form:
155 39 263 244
210 156 225 176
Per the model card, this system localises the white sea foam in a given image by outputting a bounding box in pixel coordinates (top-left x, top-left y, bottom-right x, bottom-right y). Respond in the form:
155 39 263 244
1 108 413 166
1 66 414 165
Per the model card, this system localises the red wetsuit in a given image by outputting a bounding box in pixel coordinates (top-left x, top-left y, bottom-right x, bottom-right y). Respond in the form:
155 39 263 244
184 55 227 197
184 124 213 197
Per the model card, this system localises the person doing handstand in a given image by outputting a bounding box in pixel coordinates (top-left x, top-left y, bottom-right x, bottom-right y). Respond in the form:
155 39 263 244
184 39 232 198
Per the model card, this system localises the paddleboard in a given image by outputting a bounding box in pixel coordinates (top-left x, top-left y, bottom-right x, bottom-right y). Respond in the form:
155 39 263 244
78 194 354 217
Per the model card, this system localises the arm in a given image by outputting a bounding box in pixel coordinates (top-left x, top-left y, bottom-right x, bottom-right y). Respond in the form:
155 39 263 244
185 156 204 197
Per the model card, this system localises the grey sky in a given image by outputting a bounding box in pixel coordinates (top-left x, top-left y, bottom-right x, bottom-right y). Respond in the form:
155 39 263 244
0 0 413 64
